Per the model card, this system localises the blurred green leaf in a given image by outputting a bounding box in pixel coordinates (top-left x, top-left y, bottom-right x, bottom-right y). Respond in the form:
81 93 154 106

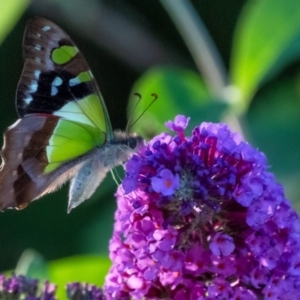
128 66 227 139
15 249 49 280
49 255 110 300
247 76 300 179
0 0 30 45
231 0 300 113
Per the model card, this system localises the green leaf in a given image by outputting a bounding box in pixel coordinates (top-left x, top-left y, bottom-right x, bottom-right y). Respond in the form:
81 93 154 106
49 255 110 300
0 0 30 45
246 76 300 178
128 66 227 139
15 249 49 280
231 0 300 113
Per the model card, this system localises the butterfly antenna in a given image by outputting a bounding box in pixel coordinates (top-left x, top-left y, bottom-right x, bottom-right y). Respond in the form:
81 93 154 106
126 93 143 136
128 93 158 131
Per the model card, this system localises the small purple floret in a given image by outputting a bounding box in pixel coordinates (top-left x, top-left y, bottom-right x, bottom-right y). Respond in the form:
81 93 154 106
151 169 180 196
209 233 235 256
165 114 190 132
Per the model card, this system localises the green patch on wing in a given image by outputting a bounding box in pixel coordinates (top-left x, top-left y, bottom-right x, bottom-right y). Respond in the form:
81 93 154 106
77 94 106 131
51 45 78 65
53 94 107 133
69 71 93 86
45 119 104 173
45 162 61 173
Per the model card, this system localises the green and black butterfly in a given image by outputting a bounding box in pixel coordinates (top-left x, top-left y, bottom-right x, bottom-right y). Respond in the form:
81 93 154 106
0 17 143 212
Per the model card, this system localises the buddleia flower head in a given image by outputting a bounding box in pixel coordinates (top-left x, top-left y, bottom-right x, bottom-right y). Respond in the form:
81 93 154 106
0 274 55 300
105 115 300 299
0 274 105 300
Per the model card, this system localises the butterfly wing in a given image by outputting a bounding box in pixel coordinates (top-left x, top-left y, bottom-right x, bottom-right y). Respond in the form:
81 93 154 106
17 17 113 138
0 114 98 210
0 17 113 210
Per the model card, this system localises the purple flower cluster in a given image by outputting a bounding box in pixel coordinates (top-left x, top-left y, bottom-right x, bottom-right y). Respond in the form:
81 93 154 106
0 273 55 300
67 282 105 300
0 274 105 300
105 115 300 299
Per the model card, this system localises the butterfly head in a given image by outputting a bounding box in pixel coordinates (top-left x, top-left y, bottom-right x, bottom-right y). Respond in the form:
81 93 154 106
113 130 144 153
128 134 144 151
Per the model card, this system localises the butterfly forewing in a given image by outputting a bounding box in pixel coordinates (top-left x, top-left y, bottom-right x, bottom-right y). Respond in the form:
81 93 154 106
16 17 113 138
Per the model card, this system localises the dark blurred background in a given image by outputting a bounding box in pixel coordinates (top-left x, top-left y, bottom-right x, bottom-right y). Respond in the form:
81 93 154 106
2 0 300 274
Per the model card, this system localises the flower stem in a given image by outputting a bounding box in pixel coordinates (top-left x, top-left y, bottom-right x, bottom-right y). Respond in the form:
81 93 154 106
160 0 228 97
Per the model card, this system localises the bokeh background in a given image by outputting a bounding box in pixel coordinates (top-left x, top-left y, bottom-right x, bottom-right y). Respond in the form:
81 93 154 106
1 0 300 296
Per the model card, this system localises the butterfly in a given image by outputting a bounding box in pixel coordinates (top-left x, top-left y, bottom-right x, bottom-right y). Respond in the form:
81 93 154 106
0 17 143 213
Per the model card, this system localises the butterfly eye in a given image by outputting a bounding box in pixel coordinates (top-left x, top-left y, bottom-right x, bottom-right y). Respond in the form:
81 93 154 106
128 137 137 149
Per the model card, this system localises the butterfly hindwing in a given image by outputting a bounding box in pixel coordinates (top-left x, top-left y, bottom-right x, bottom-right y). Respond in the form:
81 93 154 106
0 115 65 209
0 114 104 210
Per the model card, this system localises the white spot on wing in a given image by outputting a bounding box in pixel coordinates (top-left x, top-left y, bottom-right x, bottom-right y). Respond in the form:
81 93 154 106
51 86 58 96
24 96 33 104
42 25 51 31
34 70 41 79
35 44 41 51
29 81 38 93
52 76 63 86
36 33 41 38
69 77 80 87
35 57 41 63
